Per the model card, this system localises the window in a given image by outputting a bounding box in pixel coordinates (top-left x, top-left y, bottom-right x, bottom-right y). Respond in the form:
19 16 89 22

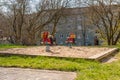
66 34 69 37
86 35 89 40
77 35 81 39
77 26 82 30
67 25 71 29
60 34 63 38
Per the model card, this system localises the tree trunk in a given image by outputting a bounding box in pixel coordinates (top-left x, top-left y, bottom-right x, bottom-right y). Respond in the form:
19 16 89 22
112 32 120 45
52 23 57 36
83 33 86 46
15 36 21 44
107 38 111 45
23 31 36 45
28 33 36 45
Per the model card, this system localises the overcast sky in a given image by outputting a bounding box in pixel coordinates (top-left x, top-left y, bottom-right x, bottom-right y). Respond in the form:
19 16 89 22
0 0 87 8
28 0 84 8
0 0 89 13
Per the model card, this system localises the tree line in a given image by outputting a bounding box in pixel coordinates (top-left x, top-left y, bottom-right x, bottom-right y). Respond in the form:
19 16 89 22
0 0 120 45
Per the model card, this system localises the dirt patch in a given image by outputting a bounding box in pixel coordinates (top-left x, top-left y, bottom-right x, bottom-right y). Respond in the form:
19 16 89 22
0 46 113 58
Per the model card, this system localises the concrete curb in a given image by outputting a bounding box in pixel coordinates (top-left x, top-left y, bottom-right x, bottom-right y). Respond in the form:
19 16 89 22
88 48 119 61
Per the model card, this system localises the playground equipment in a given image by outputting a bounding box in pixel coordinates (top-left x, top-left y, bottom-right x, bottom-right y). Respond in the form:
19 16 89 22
41 31 51 52
66 33 76 48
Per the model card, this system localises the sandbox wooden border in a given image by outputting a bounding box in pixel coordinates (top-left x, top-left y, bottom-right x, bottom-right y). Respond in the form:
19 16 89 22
88 48 119 61
0 48 119 62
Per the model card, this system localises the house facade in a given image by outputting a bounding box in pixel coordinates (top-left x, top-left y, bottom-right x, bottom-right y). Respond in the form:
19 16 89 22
42 8 97 46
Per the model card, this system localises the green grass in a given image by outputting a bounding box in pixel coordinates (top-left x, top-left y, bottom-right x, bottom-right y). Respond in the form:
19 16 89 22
0 44 25 48
0 44 26 50
0 44 120 80
0 54 120 80
0 55 96 71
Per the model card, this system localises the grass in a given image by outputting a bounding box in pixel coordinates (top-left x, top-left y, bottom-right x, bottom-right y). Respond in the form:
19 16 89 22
0 44 26 50
0 55 98 71
0 44 120 80
0 54 120 80
0 44 26 48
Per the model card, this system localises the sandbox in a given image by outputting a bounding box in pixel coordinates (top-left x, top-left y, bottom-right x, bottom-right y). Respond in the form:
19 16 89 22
0 46 118 61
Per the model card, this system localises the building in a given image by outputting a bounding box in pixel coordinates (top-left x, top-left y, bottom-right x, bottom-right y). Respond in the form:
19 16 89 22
42 8 96 46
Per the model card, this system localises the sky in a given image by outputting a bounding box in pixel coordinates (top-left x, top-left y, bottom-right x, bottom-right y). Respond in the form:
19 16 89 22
29 0 83 8
0 0 87 8
1 0 119 13
0 0 91 13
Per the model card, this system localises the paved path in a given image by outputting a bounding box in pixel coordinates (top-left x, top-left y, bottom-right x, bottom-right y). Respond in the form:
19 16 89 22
0 67 76 80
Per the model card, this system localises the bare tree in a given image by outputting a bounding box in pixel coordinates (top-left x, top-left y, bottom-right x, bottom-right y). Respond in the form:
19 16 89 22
51 0 70 36
88 0 120 45
24 0 70 45
1 0 70 45
2 0 29 44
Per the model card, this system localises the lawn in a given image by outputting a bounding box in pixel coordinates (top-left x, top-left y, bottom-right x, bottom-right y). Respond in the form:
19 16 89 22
0 44 120 80
0 44 26 49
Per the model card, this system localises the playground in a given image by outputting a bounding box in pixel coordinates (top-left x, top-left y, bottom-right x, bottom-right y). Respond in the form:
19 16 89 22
0 46 117 61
